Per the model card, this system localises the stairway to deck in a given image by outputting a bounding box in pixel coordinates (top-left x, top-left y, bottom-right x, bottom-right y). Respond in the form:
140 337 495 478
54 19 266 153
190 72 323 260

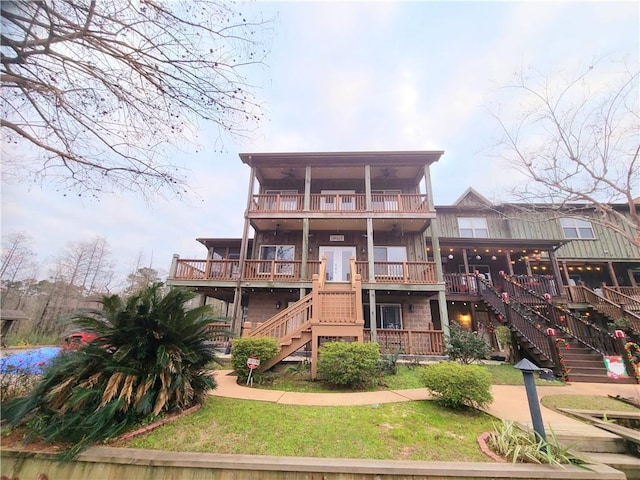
246 257 364 378
480 276 639 384
559 337 636 384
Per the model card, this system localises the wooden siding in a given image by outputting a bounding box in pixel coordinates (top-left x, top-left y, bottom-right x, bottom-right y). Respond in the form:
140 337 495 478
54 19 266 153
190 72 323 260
433 207 640 261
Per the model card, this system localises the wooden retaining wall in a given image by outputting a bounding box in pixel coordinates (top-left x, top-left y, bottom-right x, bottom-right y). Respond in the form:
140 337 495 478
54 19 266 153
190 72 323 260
0 446 625 480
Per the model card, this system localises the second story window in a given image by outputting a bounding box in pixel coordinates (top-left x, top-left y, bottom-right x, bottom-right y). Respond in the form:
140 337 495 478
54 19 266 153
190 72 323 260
259 245 295 274
560 218 595 239
457 217 489 238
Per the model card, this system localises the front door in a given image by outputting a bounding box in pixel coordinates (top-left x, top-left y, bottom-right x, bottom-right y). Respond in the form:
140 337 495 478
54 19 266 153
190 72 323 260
319 246 356 282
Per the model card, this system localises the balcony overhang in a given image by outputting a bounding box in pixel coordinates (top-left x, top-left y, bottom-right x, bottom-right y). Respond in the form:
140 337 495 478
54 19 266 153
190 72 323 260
431 238 571 259
240 150 444 184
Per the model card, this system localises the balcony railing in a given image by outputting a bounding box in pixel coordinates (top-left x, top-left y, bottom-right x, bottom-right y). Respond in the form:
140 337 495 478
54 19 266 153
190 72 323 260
364 329 444 355
249 193 430 214
172 259 438 284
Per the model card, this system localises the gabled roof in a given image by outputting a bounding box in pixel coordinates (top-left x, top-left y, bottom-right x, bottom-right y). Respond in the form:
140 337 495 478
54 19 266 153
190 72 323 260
451 187 492 207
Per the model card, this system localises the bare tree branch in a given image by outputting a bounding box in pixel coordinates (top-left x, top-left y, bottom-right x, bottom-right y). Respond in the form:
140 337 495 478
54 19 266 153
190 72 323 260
489 60 640 247
1 0 271 197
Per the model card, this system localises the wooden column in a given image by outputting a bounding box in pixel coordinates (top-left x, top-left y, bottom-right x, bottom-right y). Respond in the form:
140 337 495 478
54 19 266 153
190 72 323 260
232 166 256 335
506 251 514 275
607 261 619 287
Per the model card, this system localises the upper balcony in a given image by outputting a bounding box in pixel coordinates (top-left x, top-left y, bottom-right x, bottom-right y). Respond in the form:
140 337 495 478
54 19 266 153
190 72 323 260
248 193 435 233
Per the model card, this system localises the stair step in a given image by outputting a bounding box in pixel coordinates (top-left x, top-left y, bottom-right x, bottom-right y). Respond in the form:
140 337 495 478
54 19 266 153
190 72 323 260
568 373 637 384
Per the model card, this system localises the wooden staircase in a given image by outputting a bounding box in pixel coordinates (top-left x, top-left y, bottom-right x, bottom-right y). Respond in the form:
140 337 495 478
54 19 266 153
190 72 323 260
246 257 364 378
559 337 636 384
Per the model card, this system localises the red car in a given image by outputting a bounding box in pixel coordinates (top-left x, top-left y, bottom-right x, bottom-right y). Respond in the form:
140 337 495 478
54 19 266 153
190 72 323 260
62 331 98 350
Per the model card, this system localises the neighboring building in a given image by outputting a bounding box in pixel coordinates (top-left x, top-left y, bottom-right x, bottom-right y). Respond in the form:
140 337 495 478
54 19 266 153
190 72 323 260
168 152 640 383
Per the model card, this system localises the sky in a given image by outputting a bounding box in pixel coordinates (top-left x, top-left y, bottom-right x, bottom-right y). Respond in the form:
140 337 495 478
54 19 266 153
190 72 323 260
1 0 638 289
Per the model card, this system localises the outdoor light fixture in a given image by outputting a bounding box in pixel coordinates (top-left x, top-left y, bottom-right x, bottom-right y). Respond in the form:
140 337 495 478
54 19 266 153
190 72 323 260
275 301 281 310
491 256 497 261
448 254 454 260
475 255 481 260
409 304 414 312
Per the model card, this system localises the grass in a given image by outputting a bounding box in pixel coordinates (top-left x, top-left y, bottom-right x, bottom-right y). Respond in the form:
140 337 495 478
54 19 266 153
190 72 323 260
121 396 496 461
541 394 640 413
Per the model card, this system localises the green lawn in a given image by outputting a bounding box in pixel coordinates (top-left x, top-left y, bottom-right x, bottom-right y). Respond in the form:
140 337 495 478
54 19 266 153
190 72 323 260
120 362 569 461
122 396 496 461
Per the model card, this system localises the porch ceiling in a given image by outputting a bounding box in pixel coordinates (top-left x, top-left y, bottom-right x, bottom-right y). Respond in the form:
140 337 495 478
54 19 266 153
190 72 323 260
240 151 444 184
432 238 570 259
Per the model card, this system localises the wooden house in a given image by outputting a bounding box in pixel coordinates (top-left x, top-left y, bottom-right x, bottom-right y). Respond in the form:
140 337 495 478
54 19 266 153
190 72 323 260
168 152 640 383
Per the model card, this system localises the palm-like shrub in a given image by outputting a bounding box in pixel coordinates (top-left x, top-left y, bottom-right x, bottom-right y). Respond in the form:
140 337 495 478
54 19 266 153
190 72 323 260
1 284 218 457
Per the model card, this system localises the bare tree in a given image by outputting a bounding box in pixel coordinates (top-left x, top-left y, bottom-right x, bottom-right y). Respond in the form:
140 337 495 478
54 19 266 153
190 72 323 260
0 231 36 282
1 0 269 196
490 60 640 247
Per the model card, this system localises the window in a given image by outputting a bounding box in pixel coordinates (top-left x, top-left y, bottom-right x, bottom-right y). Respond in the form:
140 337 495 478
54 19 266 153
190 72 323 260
374 246 407 277
363 304 403 329
259 245 295 274
457 217 489 238
560 218 595 239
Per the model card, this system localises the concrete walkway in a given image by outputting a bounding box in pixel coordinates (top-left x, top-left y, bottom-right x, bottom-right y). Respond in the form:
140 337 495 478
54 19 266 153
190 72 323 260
211 370 640 446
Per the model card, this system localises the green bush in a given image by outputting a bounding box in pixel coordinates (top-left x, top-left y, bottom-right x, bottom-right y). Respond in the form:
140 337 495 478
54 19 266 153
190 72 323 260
317 341 380 389
1 284 218 459
420 361 493 409
231 337 279 383
445 321 490 364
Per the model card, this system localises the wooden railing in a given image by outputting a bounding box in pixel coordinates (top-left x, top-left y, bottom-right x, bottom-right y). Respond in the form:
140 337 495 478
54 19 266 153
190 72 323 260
356 261 437 283
365 329 444 355
601 286 640 333
247 294 313 339
172 259 436 284
500 277 622 357
248 193 430 214
610 286 640 298
204 323 232 346
508 275 562 297
444 273 480 294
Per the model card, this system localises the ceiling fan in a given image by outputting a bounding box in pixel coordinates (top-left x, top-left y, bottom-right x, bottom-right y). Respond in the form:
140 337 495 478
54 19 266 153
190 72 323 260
376 167 397 179
279 168 298 180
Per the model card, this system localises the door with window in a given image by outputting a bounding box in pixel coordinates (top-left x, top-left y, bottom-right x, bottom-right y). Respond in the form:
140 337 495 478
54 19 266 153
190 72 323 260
319 246 356 282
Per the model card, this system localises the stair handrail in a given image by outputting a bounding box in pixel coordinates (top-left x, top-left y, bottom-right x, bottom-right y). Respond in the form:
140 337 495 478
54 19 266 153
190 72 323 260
479 279 554 364
601 286 640 333
248 293 313 339
500 274 623 356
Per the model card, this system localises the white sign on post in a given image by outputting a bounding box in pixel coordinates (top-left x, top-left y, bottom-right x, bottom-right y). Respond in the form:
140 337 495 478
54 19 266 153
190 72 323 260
246 355 260 386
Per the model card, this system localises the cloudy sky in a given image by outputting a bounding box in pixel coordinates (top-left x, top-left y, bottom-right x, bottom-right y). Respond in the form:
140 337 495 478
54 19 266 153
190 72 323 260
2 0 638 288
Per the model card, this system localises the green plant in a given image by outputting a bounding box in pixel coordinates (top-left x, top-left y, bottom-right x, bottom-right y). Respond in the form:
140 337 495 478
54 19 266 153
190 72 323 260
377 349 401 375
230 337 279 383
488 421 585 465
1 284 218 459
420 361 493 409
445 321 491 364
317 341 380 389
494 325 512 350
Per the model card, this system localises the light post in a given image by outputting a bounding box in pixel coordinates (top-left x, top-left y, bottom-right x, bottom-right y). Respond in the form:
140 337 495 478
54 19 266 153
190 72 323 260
514 358 547 442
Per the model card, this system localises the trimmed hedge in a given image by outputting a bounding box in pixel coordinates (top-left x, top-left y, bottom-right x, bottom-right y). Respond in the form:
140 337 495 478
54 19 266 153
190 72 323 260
420 361 493 409
231 337 279 383
317 341 380 389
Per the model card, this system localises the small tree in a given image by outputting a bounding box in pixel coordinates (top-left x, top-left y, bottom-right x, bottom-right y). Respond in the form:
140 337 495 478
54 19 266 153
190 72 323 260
445 321 490 364
420 361 493 410
317 341 380 389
